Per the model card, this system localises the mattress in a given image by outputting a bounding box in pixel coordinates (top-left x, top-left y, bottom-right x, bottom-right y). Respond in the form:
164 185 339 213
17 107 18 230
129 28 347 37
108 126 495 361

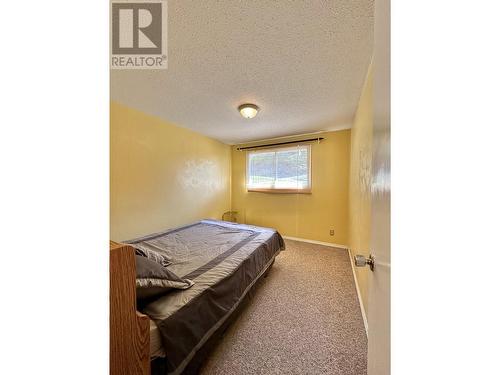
150 319 165 359
127 220 285 375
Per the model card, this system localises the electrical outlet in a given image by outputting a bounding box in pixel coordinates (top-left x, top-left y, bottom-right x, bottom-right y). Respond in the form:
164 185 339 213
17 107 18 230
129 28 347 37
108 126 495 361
330 229 335 236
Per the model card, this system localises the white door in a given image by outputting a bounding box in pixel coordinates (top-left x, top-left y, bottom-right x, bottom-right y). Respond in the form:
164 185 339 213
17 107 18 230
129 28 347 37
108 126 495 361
367 0 390 373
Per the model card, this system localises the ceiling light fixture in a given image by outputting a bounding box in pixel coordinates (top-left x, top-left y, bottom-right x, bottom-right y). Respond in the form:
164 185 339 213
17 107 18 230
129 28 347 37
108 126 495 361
238 103 259 119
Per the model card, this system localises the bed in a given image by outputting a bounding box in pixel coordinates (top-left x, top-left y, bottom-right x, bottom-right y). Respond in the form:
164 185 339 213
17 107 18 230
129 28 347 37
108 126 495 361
110 219 285 375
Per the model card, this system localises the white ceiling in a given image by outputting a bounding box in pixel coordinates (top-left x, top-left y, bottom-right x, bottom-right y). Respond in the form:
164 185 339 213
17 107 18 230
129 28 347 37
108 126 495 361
111 0 373 144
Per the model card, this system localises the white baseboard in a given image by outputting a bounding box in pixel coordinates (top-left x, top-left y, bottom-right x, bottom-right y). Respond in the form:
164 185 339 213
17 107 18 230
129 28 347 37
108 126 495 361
347 248 369 336
282 235 348 249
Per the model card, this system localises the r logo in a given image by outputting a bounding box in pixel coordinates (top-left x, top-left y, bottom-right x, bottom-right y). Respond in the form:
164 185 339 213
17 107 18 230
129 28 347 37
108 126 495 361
112 2 162 55
111 0 167 69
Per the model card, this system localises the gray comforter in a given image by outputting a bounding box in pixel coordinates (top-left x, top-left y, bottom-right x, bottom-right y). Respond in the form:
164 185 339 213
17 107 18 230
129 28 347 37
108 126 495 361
127 220 285 375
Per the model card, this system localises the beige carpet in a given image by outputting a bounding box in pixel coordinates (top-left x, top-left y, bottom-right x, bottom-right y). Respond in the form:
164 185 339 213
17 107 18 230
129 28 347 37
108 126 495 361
200 239 367 375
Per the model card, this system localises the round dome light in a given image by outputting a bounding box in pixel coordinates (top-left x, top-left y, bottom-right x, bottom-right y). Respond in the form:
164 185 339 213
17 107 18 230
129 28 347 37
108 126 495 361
238 103 259 119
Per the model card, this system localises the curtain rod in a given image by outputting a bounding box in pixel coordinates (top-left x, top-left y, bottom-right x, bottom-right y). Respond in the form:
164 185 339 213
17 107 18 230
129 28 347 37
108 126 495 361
236 137 324 151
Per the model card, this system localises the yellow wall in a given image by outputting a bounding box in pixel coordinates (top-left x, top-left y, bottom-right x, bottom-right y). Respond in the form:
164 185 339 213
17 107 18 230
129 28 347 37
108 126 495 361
110 101 231 241
349 63 373 313
231 130 351 245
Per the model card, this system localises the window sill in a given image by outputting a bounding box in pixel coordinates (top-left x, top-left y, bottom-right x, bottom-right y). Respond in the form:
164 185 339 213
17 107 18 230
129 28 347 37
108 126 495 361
247 188 312 194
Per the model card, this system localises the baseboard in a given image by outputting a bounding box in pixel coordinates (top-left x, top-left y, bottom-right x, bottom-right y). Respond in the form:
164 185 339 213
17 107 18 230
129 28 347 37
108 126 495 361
347 248 369 336
282 236 348 249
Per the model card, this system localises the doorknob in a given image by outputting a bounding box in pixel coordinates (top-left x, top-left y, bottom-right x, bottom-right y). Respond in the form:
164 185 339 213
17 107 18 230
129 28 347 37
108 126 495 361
354 254 375 271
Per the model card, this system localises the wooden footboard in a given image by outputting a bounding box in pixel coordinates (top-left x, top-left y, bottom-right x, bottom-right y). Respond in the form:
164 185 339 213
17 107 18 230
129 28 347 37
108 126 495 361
110 241 150 375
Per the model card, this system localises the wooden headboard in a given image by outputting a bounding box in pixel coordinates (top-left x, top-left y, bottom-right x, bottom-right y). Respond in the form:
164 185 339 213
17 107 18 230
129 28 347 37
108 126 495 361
110 241 150 375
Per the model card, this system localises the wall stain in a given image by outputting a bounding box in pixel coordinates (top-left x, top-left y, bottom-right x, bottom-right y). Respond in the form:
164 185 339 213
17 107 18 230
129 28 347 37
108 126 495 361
180 159 221 191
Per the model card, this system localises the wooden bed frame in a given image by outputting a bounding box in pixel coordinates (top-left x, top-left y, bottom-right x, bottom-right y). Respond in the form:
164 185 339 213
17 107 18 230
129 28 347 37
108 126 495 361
110 241 150 375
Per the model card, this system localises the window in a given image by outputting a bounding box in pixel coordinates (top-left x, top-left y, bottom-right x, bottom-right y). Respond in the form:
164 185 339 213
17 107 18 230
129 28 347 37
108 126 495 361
246 145 311 193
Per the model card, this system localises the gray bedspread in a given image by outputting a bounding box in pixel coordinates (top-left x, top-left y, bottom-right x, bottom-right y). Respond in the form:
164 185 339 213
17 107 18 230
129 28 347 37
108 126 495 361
127 220 285 375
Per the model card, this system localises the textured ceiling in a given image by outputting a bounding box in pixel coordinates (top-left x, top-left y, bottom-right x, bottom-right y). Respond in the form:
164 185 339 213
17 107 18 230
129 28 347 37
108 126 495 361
111 0 373 144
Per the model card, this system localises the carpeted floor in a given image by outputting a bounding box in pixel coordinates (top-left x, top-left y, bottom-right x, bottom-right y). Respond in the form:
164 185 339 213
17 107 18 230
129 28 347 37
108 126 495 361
200 239 367 375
